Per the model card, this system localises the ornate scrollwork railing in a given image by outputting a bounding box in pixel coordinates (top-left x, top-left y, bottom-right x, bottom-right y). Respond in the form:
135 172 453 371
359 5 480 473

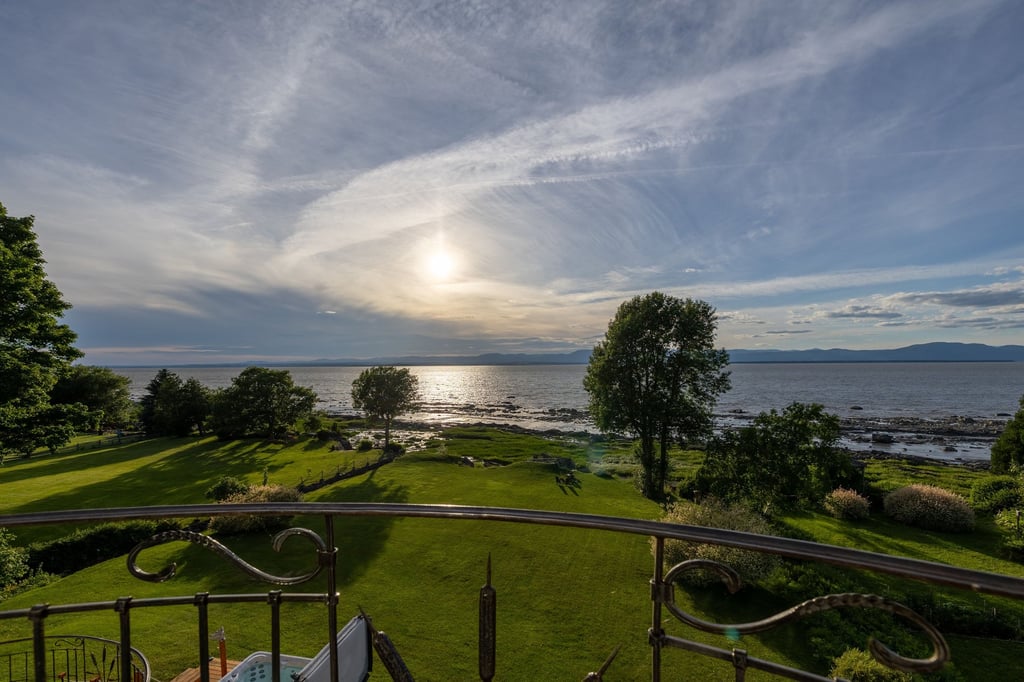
126 528 331 585
655 559 949 675
3 503 1024 682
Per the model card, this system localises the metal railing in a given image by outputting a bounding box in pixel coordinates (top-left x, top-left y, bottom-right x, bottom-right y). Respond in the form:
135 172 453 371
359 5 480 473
0 635 149 682
3 503 1024 681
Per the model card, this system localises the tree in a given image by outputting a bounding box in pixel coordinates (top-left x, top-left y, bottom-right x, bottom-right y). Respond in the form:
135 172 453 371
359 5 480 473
179 378 212 436
0 202 82 458
139 369 184 436
351 366 419 451
50 365 134 431
584 292 730 499
210 367 317 439
697 402 857 514
991 395 1024 474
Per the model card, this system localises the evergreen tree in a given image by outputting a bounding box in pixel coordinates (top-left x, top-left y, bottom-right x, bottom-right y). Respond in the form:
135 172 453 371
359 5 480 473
0 202 82 457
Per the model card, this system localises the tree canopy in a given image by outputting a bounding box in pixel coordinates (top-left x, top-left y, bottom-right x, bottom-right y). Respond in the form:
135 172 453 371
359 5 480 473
140 369 212 437
584 292 730 498
210 367 316 439
351 366 419 450
697 402 857 514
991 395 1024 474
51 365 135 431
0 202 82 457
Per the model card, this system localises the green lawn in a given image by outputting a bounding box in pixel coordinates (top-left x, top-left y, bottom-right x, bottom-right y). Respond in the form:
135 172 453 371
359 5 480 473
2 433 1023 680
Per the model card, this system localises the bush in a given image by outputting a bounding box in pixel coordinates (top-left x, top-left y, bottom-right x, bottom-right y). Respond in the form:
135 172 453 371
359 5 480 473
971 475 1021 513
356 439 374 452
995 508 1023 533
205 475 251 501
209 485 302 535
0 528 29 587
27 520 184 576
824 487 870 520
657 498 781 586
382 442 405 456
883 485 975 532
830 648 913 682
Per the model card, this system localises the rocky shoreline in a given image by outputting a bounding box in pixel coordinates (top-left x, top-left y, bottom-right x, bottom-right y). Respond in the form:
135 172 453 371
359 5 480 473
335 409 1004 468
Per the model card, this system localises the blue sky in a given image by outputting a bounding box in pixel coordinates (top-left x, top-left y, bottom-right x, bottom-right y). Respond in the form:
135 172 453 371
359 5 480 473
2 1 1022 365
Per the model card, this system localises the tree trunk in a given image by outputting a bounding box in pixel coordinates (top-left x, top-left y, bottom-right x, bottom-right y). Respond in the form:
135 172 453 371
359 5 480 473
638 434 658 498
658 426 670 494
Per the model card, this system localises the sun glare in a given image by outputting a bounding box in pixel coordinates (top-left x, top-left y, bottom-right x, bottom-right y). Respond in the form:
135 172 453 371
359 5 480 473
426 249 456 281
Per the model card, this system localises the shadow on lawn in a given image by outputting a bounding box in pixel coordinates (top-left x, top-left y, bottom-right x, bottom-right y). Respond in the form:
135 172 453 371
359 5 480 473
4 438 281 516
0 437 203 488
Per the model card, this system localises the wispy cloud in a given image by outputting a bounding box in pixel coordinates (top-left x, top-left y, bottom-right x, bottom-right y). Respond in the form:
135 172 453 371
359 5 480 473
2 0 1022 363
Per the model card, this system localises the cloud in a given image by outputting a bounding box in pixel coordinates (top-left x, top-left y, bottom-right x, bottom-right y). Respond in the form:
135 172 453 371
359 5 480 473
824 305 903 320
897 284 1024 308
3 0 1023 361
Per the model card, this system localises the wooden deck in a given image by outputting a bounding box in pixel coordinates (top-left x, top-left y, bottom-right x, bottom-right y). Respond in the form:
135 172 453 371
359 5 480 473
168 659 241 682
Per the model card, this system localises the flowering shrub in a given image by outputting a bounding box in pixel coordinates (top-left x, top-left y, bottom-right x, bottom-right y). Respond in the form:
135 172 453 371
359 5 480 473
657 498 780 586
210 484 302 535
883 484 975 532
823 487 870 520
830 648 913 682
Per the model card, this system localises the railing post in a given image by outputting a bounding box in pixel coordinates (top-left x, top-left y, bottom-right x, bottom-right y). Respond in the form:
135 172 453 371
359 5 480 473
479 555 496 682
194 593 211 682
115 598 133 682
28 604 48 682
268 591 282 682
324 516 339 682
650 537 665 682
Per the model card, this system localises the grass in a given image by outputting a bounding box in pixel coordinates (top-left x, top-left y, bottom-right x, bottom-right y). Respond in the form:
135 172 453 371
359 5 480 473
2 431 1023 680
0 436 806 681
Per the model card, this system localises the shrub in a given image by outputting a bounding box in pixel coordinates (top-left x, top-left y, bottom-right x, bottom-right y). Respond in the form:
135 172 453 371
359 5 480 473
0 529 29 587
357 439 374 452
27 520 184 576
995 508 1023 534
971 475 1021 513
205 475 251 501
209 484 302 535
830 648 913 682
883 485 975 532
382 442 405 456
657 498 781 586
824 487 870 520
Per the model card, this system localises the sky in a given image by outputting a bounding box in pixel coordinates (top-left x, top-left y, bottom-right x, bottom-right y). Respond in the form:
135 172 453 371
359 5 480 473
1 1 1023 366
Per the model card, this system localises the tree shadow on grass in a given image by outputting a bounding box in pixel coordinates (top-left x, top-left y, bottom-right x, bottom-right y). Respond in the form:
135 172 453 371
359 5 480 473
4 438 281 518
0 437 215 488
127 469 409 595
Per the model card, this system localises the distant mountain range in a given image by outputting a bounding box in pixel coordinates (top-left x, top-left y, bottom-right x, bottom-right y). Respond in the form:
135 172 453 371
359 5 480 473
280 342 1024 366
726 342 1024 363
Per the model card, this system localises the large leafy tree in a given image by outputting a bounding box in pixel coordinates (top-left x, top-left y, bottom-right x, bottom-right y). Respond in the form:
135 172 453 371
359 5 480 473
991 395 1024 474
584 292 730 499
51 365 135 431
210 367 317 439
697 402 857 514
351 366 419 450
0 202 82 457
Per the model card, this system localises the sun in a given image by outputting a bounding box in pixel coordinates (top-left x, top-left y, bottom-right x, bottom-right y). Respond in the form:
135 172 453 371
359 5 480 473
426 249 456 280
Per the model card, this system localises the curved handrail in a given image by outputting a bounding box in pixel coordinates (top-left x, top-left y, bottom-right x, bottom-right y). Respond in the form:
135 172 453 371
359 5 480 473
0 634 151 682
3 503 1024 598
